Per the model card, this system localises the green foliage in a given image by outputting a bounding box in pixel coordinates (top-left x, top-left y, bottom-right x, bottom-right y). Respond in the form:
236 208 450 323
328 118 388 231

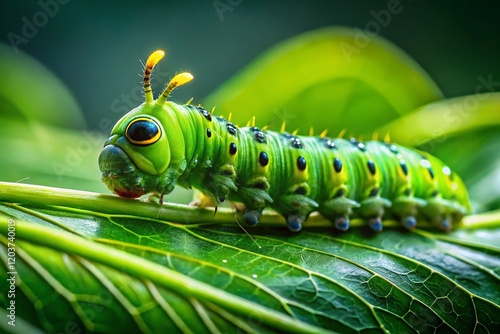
204 27 443 136
0 28 499 332
0 183 499 333
0 43 84 128
0 44 100 192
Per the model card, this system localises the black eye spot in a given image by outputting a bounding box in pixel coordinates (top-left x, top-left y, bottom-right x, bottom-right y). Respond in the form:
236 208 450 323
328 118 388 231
386 143 399 155
227 123 237 136
369 187 380 197
333 158 342 173
350 138 366 152
251 181 268 189
254 130 267 144
297 156 307 171
229 142 237 155
281 133 304 148
294 187 307 195
428 167 435 179
220 168 234 176
126 118 160 146
420 159 434 179
322 139 336 149
399 159 408 176
404 188 412 196
197 106 212 121
334 189 345 198
291 137 303 149
367 160 376 175
206 128 212 138
259 152 269 167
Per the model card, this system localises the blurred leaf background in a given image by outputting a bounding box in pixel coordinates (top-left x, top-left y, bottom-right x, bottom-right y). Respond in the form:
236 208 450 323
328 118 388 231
1 0 499 210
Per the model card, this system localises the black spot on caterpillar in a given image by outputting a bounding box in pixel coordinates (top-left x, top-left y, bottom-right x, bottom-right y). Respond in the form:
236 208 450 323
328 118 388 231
98 50 471 232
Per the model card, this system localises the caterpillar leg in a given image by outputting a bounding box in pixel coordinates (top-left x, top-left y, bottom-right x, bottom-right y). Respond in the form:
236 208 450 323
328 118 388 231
401 216 417 229
147 192 166 205
391 196 427 229
274 194 319 232
243 209 263 226
286 215 306 232
422 198 467 231
357 197 392 232
204 164 238 202
334 216 350 231
237 176 273 227
319 196 360 232
188 163 238 209
367 217 383 232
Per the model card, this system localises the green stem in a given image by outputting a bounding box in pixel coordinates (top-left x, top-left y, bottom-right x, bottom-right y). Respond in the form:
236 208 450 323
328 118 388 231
0 182 499 230
460 210 500 229
0 218 329 334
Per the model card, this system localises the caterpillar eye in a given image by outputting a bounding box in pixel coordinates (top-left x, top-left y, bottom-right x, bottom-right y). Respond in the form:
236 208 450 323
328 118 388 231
125 118 161 146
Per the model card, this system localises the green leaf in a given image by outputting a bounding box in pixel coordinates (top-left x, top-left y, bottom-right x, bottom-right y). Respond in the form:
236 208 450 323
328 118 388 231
203 27 443 136
1 182 499 333
0 117 106 192
376 92 500 147
0 42 85 129
0 42 94 191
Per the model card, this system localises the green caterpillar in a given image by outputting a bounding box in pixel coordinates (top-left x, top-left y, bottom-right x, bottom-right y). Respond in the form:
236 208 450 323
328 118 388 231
98 50 470 232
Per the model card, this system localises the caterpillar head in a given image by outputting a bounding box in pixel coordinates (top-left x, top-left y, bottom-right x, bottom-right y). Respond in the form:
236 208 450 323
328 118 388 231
98 50 192 198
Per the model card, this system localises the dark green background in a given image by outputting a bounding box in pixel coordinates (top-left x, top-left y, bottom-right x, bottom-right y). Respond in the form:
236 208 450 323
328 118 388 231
1 0 499 131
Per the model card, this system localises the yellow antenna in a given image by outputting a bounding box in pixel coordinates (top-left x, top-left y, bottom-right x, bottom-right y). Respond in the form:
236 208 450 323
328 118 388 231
319 129 328 138
210 106 216 114
292 129 299 135
262 125 269 131
372 131 379 140
251 116 256 127
337 129 347 138
156 72 193 105
144 50 165 103
384 132 391 143
309 127 314 136
228 112 233 122
280 121 286 132
186 97 194 105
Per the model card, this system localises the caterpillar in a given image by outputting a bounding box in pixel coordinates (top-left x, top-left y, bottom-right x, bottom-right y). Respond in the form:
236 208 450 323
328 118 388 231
98 49 470 232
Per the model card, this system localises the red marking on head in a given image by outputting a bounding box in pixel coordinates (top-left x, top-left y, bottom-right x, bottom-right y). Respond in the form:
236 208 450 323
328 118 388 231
114 188 144 199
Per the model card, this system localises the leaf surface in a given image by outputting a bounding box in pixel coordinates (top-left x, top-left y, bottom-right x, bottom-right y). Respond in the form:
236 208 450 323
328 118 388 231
1 183 499 333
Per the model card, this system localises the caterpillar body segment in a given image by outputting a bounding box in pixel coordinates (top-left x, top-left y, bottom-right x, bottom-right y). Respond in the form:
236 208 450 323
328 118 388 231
98 50 470 232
